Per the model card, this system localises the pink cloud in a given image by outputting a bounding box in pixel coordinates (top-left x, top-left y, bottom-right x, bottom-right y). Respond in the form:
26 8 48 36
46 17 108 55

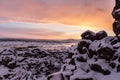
0 0 116 39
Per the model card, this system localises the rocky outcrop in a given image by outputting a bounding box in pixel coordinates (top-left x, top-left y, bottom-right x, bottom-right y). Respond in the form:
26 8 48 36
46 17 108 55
47 30 120 80
47 1 120 80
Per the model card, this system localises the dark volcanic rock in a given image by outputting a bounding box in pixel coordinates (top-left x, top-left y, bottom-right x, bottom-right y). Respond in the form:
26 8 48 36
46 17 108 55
90 64 103 73
81 30 108 41
117 65 120 72
77 56 87 62
112 0 120 36
77 40 91 54
81 30 96 41
96 31 108 40
97 47 115 61
112 0 120 20
109 62 116 69
90 64 111 75
113 21 120 36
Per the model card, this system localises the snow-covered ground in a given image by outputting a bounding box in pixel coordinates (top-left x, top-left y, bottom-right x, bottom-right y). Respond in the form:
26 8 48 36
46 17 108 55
0 31 120 80
0 40 77 80
0 41 77 51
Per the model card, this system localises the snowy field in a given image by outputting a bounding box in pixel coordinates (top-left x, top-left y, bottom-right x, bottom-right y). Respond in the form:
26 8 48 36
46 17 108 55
0 41 77 52
0 40 78 80
0 33 120 80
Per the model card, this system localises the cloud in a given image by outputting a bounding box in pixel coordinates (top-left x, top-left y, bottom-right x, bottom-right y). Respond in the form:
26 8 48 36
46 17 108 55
0 0 116 39
0 22 64 35
0 0 114 27
0 22 82 39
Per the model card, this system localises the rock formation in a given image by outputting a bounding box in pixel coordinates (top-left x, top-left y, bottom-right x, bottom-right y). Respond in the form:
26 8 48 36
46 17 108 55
112 0 120 36
47 30 119 80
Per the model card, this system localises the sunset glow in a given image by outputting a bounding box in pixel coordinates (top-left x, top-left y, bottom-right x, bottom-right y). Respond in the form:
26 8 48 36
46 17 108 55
0 0 115 40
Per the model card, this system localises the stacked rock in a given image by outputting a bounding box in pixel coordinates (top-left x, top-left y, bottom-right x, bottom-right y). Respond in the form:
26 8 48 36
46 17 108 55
112 0 120 36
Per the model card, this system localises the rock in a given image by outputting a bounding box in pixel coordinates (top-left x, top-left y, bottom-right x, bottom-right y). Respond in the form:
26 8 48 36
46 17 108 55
111 37 119 45
112 0 120 35
90 64 111 75
103 69 111 75
90 64 103 73
118 57 120 62
117 65 120 72
68 52 74 58
7 61 18 69
77 56 87 62
3 74 12 79
69 58 76 65
113 21 120 36
112 0 120 20
109 62 116 69
77 40 90 54
96 31 108 40
81 30 96 41
112 54 118 61
88 49 97 58
97 47 115 61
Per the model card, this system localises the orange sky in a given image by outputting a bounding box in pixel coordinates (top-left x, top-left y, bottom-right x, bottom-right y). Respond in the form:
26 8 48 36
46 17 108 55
0 0 115 40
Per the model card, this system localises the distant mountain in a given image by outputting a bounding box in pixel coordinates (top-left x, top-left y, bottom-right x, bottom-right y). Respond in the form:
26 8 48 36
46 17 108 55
0 38 79 43
62 39 79 43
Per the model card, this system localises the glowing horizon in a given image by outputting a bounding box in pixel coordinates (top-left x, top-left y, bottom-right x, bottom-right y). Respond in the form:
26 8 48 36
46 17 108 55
0 0 115 40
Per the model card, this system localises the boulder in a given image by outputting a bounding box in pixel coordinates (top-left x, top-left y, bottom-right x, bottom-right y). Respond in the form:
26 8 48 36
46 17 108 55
112 0 120 20
90 64 111 75
96 31 108 40
112 0 120 36
77 40 91 54
113 21 120 36
97 47 115 61
81 30 96 41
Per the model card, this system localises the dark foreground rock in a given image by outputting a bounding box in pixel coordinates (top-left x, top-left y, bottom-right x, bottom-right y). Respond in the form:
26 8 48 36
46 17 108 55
112 0 120 36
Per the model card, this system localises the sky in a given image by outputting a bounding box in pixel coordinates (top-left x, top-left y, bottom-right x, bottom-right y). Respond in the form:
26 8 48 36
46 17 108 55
0 0 115 40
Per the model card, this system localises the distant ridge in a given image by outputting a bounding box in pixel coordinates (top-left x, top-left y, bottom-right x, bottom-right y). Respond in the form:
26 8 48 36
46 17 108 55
0 38 79 43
